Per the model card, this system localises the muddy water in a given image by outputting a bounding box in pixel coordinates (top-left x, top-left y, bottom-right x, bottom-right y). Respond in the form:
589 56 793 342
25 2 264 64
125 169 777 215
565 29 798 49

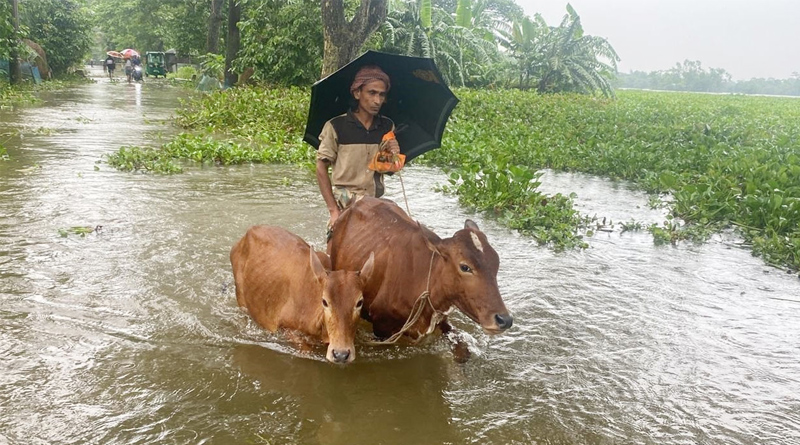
2 71 799 444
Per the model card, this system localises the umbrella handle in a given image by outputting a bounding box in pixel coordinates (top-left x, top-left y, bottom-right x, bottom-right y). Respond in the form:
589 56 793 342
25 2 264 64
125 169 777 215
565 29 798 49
394 123 409 134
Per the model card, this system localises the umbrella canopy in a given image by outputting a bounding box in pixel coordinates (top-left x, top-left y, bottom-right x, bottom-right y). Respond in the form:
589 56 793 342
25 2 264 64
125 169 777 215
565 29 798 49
106 50 123 59
120 49 139 59
303 51 459 163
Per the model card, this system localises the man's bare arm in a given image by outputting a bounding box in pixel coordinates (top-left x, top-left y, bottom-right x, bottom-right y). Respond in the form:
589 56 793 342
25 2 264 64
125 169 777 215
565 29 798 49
316 159 340 223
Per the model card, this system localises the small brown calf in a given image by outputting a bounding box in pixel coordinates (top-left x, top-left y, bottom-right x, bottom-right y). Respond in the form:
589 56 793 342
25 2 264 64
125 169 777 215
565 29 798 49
231 225 373 363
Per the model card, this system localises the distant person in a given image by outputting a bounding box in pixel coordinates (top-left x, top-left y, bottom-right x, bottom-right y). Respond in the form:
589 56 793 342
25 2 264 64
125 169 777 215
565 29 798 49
124 58 133 83
105 55 116 80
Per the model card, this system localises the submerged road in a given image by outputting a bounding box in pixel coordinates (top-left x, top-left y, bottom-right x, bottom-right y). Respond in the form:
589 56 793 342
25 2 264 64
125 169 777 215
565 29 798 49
1 69 799 444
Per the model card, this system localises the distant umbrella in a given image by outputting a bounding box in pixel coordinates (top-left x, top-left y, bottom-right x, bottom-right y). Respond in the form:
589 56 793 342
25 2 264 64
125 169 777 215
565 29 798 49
303 51 459 163
119 49 140 59
106 51 123 59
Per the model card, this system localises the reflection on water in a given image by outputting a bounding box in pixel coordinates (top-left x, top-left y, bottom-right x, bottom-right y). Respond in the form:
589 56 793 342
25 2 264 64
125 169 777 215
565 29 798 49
1 71 800 444
232 344 455 444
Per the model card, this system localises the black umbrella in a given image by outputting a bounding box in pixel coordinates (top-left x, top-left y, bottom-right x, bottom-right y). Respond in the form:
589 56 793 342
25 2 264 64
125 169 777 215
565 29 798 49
303 50 459 163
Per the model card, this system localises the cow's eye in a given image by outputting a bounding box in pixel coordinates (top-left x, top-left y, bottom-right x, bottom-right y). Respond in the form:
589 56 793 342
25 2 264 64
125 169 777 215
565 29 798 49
322 299 329 308
459 263 472 273
355 298 363 309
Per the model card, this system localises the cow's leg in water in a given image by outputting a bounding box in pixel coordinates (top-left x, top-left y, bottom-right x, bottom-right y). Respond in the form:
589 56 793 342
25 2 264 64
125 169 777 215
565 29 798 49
438 320 471 363
283 330 316 354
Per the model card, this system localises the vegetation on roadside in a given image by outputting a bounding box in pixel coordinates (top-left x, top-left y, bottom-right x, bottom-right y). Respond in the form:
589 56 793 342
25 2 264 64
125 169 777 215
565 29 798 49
432 89 800 270
1 75 95 107
106 132 313 174
0 82 39 106
105 87 800 271
17 0 92 77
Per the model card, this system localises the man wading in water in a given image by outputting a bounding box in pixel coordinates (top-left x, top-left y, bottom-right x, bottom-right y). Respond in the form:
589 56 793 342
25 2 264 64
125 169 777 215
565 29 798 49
315 66 401 234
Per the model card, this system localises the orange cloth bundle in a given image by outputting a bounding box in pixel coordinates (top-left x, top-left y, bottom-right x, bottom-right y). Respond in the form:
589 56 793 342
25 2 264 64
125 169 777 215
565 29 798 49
368 131 405 173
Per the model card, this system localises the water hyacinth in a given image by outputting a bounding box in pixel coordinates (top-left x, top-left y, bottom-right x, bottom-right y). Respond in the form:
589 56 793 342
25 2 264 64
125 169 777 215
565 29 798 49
107 86 800 271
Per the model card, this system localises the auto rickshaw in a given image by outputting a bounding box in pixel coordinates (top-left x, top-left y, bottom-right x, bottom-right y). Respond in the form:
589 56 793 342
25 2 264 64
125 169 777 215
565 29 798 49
144 51 167 78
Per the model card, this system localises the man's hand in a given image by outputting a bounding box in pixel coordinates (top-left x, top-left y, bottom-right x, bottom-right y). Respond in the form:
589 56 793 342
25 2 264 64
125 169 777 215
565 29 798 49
328 207 341 227
383 138 400 155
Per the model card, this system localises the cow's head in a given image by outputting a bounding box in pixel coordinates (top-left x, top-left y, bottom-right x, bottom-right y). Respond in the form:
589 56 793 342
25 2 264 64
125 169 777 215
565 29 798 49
311 249 375 364
425 220 513 334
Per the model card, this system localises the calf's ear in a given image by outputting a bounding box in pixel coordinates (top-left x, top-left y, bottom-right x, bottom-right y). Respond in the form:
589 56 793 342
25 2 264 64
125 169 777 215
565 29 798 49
358 252 375 281
465 219 480 231
309 246 326 282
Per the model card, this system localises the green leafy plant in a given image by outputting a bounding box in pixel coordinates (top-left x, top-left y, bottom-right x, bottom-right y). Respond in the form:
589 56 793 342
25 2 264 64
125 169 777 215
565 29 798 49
441 157 590 249
58 225 102 237
105 85 800 269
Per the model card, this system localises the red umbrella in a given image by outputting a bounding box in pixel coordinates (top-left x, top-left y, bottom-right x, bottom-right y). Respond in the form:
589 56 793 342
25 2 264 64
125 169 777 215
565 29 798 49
120 49 140 59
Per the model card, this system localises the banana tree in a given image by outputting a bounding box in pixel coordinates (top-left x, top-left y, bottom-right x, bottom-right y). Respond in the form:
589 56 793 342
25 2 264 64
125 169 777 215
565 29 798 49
532 4 619 96
377 0 499 86
505 4 618 96
504 14 545 89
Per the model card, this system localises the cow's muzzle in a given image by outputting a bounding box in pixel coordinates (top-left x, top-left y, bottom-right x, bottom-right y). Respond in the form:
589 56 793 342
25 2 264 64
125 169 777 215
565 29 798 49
481 313 513 334
329 348 352 364
494 313 513 330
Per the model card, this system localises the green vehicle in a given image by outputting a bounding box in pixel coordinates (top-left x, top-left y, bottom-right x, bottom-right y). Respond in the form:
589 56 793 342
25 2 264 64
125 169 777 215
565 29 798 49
144 51 167 78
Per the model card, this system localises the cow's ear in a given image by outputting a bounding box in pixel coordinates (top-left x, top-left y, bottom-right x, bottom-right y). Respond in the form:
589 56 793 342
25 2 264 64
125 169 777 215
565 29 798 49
465 219 480 231
358 252 375 281
309 246 326 282
422 229 443 257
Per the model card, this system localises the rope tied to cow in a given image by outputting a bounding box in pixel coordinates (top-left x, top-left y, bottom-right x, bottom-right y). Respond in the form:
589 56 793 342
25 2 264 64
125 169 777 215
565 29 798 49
367 250 444 345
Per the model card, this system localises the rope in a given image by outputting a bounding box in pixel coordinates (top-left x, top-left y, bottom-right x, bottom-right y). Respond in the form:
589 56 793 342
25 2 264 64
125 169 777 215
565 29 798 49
367 250 442 345
398 170 411 217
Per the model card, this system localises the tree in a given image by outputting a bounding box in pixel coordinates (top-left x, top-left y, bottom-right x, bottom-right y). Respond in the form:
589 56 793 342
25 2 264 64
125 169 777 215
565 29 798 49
236 0 322 86
2 0 23 83
376 0 501 87
505 14 544 89
20 0 91 76
206 0 225 54
506 4 618 96
92 0 209 56
615 61 736 94
224 0 240 87
321 0 387 76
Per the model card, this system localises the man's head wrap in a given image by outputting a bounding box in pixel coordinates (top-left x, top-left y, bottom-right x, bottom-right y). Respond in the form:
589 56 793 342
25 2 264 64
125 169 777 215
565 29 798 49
350 65 391 95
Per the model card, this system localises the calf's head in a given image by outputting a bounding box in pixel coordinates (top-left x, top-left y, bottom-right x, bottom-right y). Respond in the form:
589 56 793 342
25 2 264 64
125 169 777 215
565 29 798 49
427 220 513 334
310 249 375 364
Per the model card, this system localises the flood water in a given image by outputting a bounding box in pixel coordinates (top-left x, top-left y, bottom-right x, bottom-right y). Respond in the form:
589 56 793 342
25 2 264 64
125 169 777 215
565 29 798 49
2 70 800 445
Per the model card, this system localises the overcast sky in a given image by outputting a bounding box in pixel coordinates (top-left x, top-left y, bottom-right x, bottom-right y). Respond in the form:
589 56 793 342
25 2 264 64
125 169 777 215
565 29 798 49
515 0 799 80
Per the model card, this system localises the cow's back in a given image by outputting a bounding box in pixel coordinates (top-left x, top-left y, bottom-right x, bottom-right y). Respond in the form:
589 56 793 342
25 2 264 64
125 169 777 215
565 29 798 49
329 198 438 333
329 197 421 281
329 197 512 339
230 225 322 332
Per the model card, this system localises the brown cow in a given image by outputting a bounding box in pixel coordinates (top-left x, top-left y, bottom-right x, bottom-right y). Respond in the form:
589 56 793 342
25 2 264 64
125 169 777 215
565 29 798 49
328 197 512 341
231 225 374 363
